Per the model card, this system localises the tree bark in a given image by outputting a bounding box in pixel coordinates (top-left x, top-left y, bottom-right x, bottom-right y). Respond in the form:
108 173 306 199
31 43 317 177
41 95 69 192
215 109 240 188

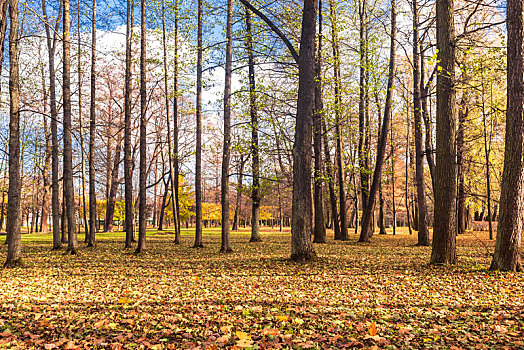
330 0 348 241
244 8 261 243
232 156 244 231
43 0 62 250
220 0 233 253
431 0 457 265
456 95 467 236
358 0 396 242
105 133 122 232
63 0 78 255
313 0 326 244
136 0 147 254
194 0 204 248
124 0 134 248
4 0 22 267
290 0 317 262
412 0 430 246
87 0 97 247
173 0 181 243
489 0 523 272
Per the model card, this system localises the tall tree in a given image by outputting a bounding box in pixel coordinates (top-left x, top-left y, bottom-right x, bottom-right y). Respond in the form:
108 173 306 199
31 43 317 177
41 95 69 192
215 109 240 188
245 8 261 243
136 0 147 254
63 0 78 254
290 0 317 262
4 0 22 267
88 0 97 247
220 0 233 253
412 0 429 246
430 0 457 265
358 0 396 242
42 0 62 250
313 0 326 244
489 0 523 272
124 0 134 248
330 0 348 241
193 0 204 248
173 0 181 244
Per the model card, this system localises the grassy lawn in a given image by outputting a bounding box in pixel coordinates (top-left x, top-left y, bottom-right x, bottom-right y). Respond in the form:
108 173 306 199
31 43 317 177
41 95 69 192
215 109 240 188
0 228 522 349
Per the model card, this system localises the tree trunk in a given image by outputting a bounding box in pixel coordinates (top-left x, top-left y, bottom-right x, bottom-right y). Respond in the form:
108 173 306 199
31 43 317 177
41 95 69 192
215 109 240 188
136 0 147 254
220 0 233 253
63 0 78 255
245 8 261 243
290 0 317 262
43 0 62 250
405 104 413 235
158 176 169 231
173 0 181 243
313 0 326 244
124 0 134 248
431 0 457 265
456 95 467 236
412 0 430 246
105 136 121 232
390 126 396 235
489 0 523 272
87 0 97 247
4 0 22 267
480 73 493 240
232 156 244 231
193 0 204 248
330 0 348 241
358 0 396 242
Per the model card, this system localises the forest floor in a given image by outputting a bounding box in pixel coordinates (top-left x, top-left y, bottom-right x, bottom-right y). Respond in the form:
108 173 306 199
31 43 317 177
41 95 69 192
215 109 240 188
0 228 522 349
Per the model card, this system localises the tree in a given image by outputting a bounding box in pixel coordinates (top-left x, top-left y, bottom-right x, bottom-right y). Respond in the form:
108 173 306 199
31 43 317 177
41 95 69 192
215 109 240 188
193 0 204 248
290 0 317 262
312 0 326 244
42 0 62 250
136 0 147 254
245 7 261 243
124 0 134 249
88 0 97 247
220 0 233 253
358 0 396 243
329 0 348 241
489 0 523 272
412 0 429 246
4 0 22 267
63 0 78 255
430 0 457 265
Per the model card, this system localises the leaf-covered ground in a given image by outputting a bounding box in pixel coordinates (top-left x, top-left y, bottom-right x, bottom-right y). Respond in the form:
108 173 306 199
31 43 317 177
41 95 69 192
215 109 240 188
0 228 523 349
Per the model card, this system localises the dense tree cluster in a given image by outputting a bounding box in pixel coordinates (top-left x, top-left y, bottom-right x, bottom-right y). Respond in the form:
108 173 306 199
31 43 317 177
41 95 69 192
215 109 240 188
0 0 520 271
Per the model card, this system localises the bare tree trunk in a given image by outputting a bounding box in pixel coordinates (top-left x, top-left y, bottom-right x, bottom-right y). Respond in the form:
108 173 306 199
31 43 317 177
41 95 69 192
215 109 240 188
136 0 147 254
220 0 233 253
161 0 179 243
63 0 78 255
358 0 396 242
43 0 62 250
4 0 22 267
88 0 97 247
173 0 181 243
456 95 467 236
290 0 317 262
245 8 261 243
124 0 134 248
313 0 326 244
490 0 523 271
39 51 51 234
412 0 430 246
431 0 457 265
193 0 204 248
330 0 348 241
77 2 88 241
405 103 413 235
232 156 244 231
105 134 122 232
420 55 435 192
158 176 169 231
480 73 493 240
390 126 396 235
